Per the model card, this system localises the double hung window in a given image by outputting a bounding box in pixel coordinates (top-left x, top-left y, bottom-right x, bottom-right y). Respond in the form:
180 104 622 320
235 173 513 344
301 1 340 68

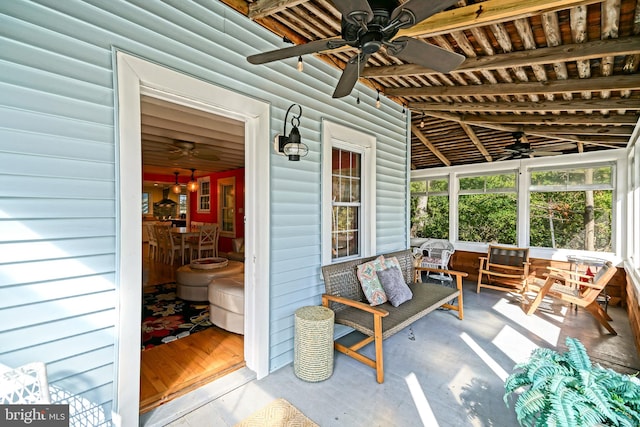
197 176 210 213
322 121 375 264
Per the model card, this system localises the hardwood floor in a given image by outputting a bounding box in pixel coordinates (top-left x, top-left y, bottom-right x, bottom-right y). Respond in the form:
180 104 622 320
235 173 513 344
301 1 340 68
140 243 245 414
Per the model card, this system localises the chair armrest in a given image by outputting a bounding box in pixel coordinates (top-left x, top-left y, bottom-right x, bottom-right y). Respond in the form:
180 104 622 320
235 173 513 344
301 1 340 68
322 294 389 317
546 266 592 280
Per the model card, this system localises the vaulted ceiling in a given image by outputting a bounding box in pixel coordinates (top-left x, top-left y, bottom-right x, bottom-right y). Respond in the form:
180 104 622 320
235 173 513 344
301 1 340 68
223 0 640 169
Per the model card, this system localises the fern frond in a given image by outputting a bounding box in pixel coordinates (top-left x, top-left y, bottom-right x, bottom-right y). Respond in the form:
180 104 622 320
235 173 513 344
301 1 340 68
514 389 546 424
564 337 591 371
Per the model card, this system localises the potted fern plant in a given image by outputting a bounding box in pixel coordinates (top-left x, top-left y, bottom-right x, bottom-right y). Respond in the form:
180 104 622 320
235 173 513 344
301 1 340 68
504 337 640 427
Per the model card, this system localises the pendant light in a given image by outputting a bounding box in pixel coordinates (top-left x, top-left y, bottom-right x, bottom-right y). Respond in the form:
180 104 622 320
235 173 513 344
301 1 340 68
171 171 182 194
187 168 199 192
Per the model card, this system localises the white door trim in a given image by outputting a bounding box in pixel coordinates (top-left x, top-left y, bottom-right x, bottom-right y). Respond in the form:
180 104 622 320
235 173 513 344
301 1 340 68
114 51 270 426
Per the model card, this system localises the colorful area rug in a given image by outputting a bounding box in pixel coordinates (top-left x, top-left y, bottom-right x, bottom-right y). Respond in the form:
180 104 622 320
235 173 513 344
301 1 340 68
234 398 319 427
141 283 212 350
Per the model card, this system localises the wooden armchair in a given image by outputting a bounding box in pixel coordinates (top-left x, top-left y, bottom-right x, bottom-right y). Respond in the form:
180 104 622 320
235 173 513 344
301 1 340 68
476 245 530 293
525 261 617 335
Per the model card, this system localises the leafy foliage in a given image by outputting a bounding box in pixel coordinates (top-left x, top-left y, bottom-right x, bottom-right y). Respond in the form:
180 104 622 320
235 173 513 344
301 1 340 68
504 337 640 427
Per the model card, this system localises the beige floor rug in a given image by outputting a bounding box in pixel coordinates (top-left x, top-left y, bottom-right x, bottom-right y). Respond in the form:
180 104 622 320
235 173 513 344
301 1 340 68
234 398 319 427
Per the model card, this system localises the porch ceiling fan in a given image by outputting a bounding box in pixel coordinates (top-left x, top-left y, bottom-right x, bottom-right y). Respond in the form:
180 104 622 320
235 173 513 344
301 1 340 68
246 0 465 98
166 140 220 162
497 132 576 161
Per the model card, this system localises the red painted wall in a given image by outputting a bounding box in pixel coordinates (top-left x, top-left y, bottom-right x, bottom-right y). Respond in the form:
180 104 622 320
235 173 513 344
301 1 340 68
143 168 245 253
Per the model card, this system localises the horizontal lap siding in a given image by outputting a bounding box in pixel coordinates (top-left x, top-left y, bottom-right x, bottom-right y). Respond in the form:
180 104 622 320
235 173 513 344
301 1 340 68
0 0 408 411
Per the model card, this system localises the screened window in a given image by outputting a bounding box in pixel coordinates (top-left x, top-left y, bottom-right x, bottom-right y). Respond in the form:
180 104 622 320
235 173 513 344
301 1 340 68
529 165 614 251
331 148 361 260
410 177 449 239
458 172 517 244
197 177 210 213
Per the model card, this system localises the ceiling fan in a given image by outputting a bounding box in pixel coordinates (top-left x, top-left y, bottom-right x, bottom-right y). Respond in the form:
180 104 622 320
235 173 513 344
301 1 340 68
167 140 220 161
247 0 465 98
497 132 576 161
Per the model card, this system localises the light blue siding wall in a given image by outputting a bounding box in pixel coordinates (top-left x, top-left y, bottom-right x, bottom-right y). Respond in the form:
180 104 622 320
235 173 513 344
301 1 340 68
0 0 408 418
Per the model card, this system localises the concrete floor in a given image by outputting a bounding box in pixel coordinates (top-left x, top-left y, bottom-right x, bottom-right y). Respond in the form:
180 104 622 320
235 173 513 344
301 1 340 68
142 280 640 427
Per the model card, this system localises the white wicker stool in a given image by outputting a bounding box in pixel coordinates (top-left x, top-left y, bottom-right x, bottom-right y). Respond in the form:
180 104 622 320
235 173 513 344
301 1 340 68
294 306 334 382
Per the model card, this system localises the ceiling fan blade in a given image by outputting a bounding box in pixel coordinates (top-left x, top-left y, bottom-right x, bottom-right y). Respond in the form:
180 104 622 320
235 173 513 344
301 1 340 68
387 37 465 73
247 39 348 65
168 153 185 161
332 0 374 25
194 152 220 161
496 154 515 161
332 53 369 99
389 0 460 29
532 151 563 157
539 142 577 151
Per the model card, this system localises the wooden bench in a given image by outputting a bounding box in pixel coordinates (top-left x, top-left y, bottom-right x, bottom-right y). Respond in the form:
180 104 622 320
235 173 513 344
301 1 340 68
321 249 467 383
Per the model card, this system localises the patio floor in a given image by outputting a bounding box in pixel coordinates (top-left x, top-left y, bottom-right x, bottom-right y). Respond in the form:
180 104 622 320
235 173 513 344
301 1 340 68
141 280 640 427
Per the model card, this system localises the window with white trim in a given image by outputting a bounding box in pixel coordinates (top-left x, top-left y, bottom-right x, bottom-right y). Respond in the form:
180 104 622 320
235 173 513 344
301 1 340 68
197 176 210 213
410 177 449 239
322 121 376 264
458 172 518 245
218 176 236 237
529 164 614 251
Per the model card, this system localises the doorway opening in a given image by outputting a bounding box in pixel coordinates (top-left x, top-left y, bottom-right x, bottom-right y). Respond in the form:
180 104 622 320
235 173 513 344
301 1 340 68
139 95 248 412
116 51 270 425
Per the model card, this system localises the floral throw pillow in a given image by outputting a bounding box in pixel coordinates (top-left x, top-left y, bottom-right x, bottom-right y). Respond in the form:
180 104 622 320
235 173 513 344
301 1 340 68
356 255 388 306
383 256 402 273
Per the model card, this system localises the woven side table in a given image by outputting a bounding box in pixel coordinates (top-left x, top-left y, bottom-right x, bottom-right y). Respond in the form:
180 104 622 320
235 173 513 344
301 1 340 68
294 306 334 382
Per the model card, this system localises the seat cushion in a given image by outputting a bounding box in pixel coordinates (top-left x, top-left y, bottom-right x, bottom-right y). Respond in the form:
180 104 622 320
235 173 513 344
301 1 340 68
208 274 244 314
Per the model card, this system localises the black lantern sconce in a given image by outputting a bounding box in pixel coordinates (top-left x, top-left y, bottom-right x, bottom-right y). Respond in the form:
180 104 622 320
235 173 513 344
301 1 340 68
274 104 308 161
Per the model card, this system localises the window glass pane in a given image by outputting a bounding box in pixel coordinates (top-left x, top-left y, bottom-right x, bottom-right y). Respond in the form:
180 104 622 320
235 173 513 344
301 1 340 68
486 173 516 190
332 147 362 260
529 190 613 251
531 170 564 186
460 173 515 192
411 194 449 239
411 181 427 194
531 166 613 188
458 193 517 244
460 176 485 191
428 178 448 192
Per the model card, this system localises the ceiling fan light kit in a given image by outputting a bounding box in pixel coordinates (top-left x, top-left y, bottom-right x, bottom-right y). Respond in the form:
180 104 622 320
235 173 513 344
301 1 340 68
247 0 464 99
274 104 308 161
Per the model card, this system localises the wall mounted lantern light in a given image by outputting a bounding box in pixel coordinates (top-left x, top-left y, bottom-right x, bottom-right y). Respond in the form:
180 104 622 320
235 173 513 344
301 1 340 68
171 171 182 194
187 168 199 192
274 103 308 161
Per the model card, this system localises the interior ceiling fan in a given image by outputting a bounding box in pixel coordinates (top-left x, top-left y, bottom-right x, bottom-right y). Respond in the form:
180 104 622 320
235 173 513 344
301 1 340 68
167 140 220 161
247 0 465 98
497 132 576 161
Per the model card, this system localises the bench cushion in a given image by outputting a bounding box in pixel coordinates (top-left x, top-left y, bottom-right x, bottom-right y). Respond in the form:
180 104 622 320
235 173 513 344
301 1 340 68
334 282 459 340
